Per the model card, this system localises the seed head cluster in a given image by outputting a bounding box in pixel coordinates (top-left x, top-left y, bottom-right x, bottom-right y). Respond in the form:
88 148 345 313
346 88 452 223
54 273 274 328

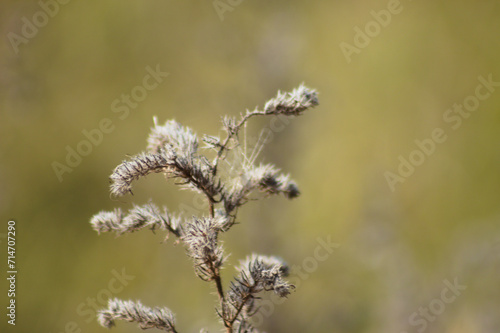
90 85 319 332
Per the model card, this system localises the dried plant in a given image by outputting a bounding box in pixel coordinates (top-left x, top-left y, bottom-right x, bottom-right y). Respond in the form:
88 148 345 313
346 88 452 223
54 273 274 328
90 84 319 332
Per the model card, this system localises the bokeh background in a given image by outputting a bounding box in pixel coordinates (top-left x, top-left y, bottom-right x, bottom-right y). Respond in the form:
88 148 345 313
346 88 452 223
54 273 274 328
1 0 500 332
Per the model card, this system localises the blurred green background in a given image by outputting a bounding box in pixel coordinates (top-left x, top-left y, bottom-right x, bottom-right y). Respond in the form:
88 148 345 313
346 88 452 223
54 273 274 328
1 0 500 332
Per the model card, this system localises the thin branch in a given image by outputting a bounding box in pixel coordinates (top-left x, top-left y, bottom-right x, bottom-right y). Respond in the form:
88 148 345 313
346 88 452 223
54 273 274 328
213 84 318 175
213 111 265 175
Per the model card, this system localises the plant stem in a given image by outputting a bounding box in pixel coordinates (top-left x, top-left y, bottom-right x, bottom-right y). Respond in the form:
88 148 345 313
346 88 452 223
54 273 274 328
212 265 231 332
206 195 230 332
208 200 215 219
